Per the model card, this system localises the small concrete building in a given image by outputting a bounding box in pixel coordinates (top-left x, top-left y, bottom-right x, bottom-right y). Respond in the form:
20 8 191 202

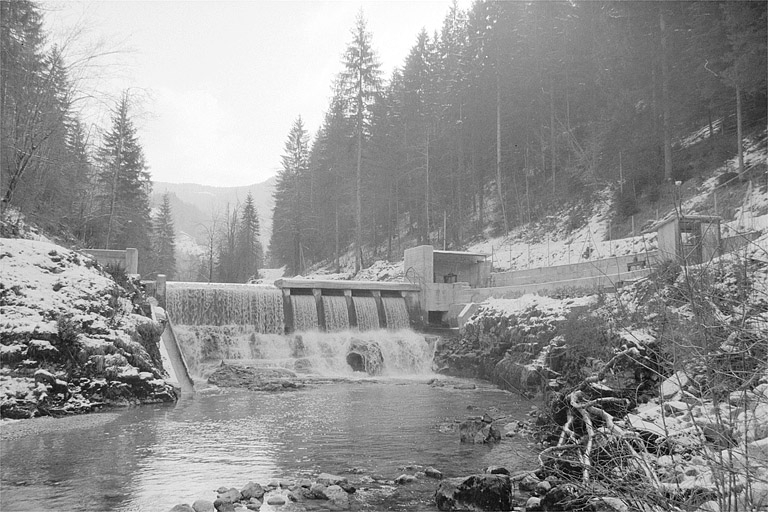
656 215 721 265
404 245 490 325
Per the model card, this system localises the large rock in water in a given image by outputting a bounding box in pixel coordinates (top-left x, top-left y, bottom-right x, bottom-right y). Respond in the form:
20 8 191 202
459 418 502 444
435 474 514 511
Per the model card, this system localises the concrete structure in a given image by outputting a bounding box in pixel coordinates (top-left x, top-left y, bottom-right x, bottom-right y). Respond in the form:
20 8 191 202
274 278 421 332
82 248 139 275
656 215 721 265
404 245 491 324
490 252 659 288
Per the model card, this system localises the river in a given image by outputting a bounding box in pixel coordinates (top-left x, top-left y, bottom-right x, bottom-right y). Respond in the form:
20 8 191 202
1 378 535 511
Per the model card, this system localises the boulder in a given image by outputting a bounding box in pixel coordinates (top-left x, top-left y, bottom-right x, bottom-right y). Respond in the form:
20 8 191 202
535 480 551 495
310 482 329 499
266 495 286 506
425 466 444 479
395 474 417 484
454 474 513 510
325 485 350 509
526 496 543 511
434 478 463 511
240 482 264 500
517 472 541 492
216 488 242 504
541 484 585 511
192 500 215 512
212 500 235 512
169 505 195 512
459 418 501 444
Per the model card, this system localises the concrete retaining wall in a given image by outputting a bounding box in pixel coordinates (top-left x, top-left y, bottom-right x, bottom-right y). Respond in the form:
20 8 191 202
82 248 139 275
490 251 658 288
468 267 652 302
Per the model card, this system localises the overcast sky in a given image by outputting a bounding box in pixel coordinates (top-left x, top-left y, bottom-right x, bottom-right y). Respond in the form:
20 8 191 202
41 0 467 187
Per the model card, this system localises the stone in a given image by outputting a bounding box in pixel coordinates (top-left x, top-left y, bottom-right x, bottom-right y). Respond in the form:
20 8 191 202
526 496 543 511
240 482 264 500
517 473 540 492
192 499 215 512
245 498 261 511
434 478 463 511
459 418 501 444
541 484 584 511
339 482 356 494
483 466 510 475
325 485 349 509
316 473 347 486
454 474 513 511
661 371 690 400
535 480 552 495
425 466 443 479
169 505 195 512
213 500 235 512
217 488 242 504
395 474 417 484
310 482 329 499
266 495 286 506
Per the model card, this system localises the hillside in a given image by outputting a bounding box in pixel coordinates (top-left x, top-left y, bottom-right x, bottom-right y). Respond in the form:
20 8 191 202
150 177 276 250
303 129 767 281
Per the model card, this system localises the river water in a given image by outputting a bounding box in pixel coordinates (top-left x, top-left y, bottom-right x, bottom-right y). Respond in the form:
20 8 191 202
1 378 535 512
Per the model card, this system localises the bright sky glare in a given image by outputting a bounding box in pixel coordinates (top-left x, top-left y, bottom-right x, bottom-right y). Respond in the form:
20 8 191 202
41 0 468 187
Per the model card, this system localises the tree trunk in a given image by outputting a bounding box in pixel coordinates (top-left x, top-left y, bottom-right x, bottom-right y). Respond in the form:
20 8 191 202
736 85 745 174
550 74 557 197
496 72 508 234
660 7 673 182
425 126 430 244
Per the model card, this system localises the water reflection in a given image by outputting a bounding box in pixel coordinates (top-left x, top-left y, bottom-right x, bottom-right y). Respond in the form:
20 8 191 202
1 381 535 511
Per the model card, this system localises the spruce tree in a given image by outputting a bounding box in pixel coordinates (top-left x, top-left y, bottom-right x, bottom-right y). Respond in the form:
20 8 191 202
341 10 382 272
270 117 310 276
95 92 152 272
236 192 262 281
153 192 176 279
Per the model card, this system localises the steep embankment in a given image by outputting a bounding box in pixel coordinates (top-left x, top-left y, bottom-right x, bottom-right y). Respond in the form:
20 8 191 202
434 232 768 510
0 238 176 419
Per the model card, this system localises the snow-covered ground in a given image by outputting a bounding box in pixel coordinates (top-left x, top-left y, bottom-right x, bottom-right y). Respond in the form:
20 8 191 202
0 238 176 418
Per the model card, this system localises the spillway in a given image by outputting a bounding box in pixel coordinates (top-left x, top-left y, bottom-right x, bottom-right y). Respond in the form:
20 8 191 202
164 280 431 378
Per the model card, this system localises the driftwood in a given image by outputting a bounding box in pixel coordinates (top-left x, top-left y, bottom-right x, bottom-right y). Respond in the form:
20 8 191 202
547 346 663 492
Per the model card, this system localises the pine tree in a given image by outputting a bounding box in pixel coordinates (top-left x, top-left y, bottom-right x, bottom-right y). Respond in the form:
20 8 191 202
236 192 262 281
95 92 152 271
271 117 310 276
153 192 176 279
341 10 382 272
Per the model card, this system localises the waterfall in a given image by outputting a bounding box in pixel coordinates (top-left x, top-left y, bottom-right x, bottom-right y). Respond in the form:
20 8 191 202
291 295 319 332
166 282 428 379
322 295 350 331
166 282 284 333
382 297 409 330
353 296 380 331
279 330 435 377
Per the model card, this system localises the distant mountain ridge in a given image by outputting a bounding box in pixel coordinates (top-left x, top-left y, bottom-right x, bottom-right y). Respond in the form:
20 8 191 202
150 176 276 249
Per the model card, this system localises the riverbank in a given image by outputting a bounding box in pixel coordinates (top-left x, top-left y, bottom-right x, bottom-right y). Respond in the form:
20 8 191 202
430 243 768 511
0 238 177 419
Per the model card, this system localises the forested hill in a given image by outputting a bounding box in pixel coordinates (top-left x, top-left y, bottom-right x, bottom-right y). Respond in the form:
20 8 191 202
150 178 275 248
269 1 767 277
